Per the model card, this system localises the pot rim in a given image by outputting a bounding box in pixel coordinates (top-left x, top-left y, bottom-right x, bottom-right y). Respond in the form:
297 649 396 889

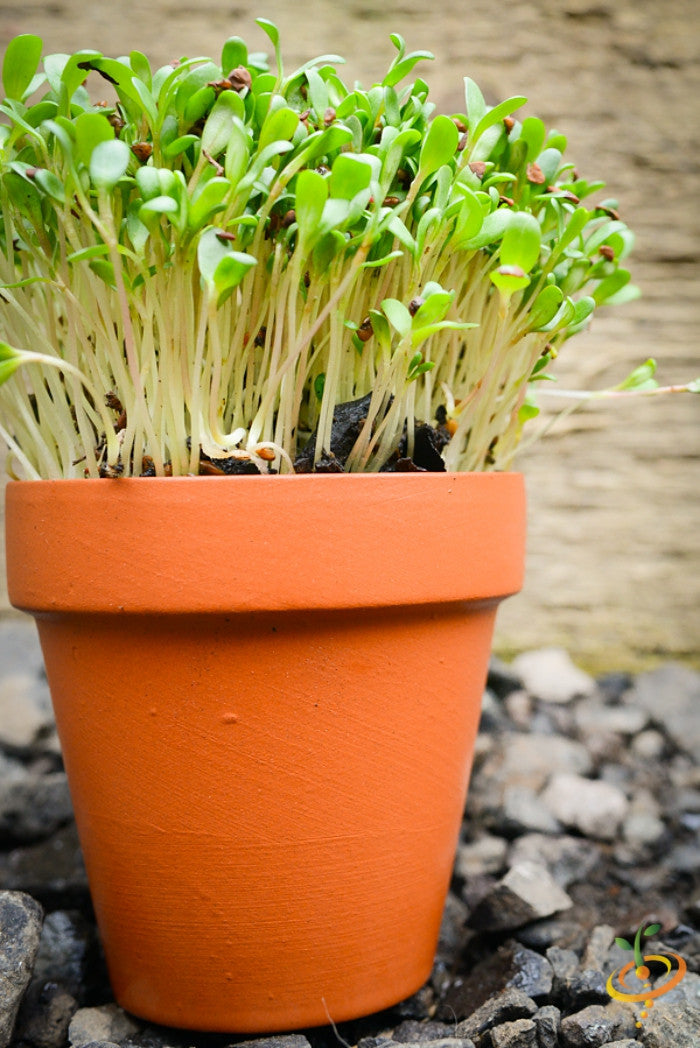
5 471 526 614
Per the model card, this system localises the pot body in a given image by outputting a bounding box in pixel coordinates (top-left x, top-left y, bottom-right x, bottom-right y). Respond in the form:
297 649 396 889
5 473 525 1032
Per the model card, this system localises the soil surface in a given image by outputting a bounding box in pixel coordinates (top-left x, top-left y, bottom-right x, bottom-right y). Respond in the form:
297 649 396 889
0 0 698 669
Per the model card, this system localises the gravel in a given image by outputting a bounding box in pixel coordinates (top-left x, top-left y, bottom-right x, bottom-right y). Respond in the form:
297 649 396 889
1 621 699 1048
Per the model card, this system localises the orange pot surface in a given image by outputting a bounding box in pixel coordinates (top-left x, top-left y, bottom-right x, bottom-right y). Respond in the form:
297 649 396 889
5 473 525 1031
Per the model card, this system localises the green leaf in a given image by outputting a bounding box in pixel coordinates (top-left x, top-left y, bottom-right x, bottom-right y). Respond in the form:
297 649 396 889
212 251 257 305
519 116 546 162
615 359 658 393
412 289 453 327
490 265 530 297
329 154 373 201
382 49 433 89
464 77 486 129
2 34 43 100
500 212 541 272
222 37 248 73
188 177 231 231
258 104 298 152
33 168 65 203
418 114 459 179
644 923 661 938
89 138 131 189
0 341 22 386
295 168 328 249
528 285 564 329
129 50 151 86
518 401 540 424
202 91 245 157
471 95 527 147
615 938 633 951
74 111 115 167
381 298 412 338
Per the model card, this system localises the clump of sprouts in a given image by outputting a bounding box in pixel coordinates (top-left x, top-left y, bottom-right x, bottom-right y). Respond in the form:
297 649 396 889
0 24 695 478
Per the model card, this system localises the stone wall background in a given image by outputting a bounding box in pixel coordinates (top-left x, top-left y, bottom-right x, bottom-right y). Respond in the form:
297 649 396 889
0 0 698 669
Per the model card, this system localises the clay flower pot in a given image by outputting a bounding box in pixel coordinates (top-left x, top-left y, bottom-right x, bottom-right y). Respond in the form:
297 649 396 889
5 472 525 1032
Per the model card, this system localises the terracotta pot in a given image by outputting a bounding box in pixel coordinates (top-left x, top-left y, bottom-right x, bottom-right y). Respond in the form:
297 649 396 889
5 472 525 1032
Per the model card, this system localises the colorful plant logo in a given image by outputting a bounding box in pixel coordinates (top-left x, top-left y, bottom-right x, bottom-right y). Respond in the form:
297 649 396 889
606 920 687 1027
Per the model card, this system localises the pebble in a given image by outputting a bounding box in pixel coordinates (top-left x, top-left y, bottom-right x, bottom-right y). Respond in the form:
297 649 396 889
391 1020 458 1042
559 1002 636 1046
508 833 601 889
0 891 44 1048
489 1018 537 1047
468 862 573 932
453 989 538 1040
474 733 593 802
511 648 597 705
31 910 97 1002
539 774 628 840
0 675 54 755
500 786 562 836
455 835 508 878
532 1004 560 1048
625 662 700 760
636 971 700 1048
0 773 73 844
13 980 77 1048
439 940 553 1018
67 1005 140 1047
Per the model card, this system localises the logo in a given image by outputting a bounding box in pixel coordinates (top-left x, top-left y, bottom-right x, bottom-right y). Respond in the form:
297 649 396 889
606 920 687 1028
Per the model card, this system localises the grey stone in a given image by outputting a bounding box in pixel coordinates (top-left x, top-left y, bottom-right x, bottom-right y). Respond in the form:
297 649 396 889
474 734 593 801
0 823 89 908
439 941 552 1018
518 918 586 953
0 772 73 843
0 890 44 1048
390 1041 475 1048
453 989 537 1040
233 1039 313 1048
533 1005 560 1048
574 698 648 738
489 1018 537 1047
540 774 628 841
622 810 666 846
14 980 77 1048
563 969 610 1008
32 910 97 1002
509 833 601 889
625 663 700 761
546 945 580 995
511 649 597 705
468 862 572 932
391 1020 461 1043
437 892 469 964
0 621 45 680
503 690 533 729
0 673 54 753
68 1006 141 1047
637 971 700 1048
487 657 523 699
559 1003 636 1047
501 786 562 836
631 730 666 760
582 925 615 971
455 835 508 878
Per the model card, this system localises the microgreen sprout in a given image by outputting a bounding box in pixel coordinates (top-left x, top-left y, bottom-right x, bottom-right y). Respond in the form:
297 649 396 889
0 26 696 478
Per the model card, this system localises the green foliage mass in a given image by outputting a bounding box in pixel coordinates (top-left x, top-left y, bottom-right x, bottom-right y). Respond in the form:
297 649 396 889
0 25 651 478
